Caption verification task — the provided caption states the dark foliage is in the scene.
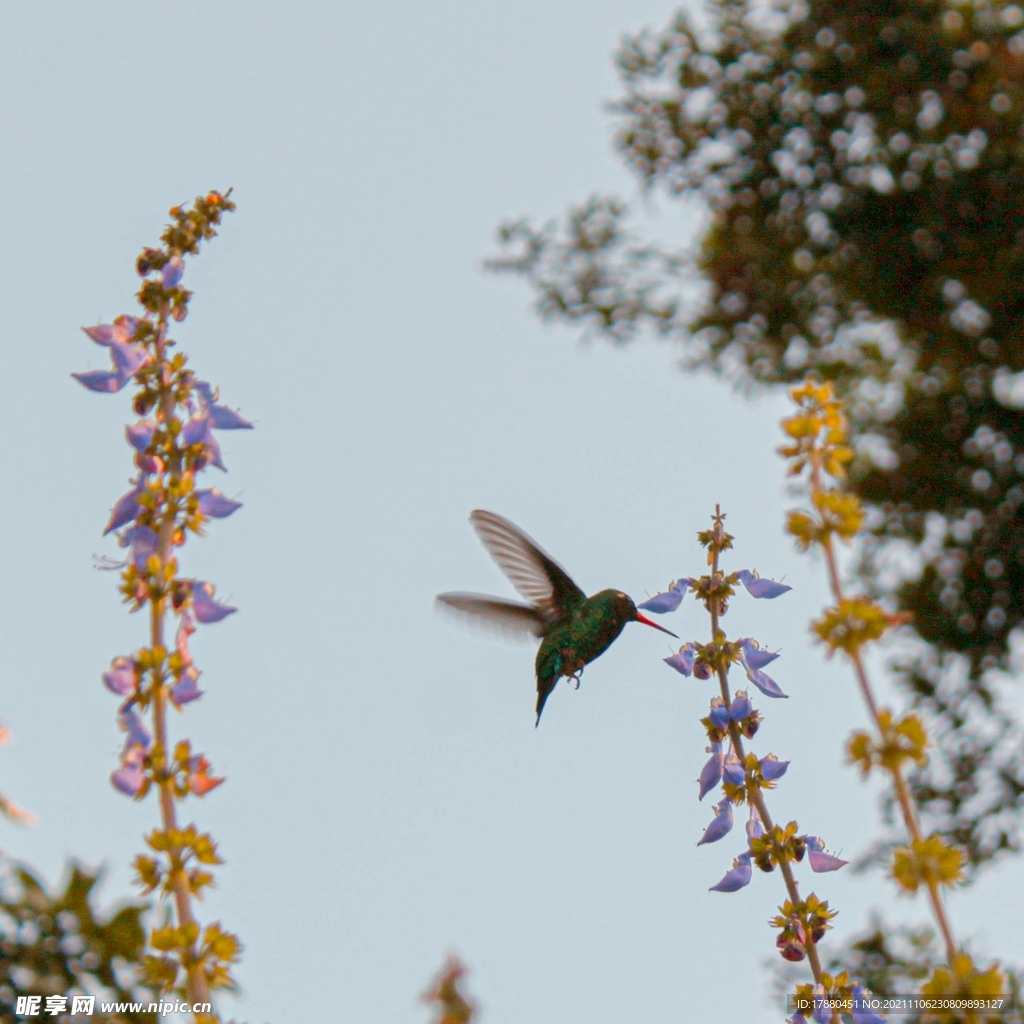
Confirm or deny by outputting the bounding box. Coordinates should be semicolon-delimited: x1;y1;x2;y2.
0;858;155;1023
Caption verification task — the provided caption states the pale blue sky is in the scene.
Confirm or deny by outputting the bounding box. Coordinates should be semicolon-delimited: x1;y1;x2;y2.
1;2;1021;1021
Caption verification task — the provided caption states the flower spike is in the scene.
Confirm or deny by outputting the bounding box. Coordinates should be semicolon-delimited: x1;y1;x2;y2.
82;191;244;1001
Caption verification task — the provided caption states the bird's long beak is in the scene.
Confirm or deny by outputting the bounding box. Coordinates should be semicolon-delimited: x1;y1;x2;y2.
636;612;678;638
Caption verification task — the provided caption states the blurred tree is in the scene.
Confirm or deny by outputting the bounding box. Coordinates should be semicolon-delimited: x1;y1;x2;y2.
773;916;1022;1021
0;858;155;1023
489;0;1024;875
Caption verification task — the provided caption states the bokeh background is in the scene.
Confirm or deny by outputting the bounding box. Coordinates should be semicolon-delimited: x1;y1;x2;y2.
1;1;1021;1020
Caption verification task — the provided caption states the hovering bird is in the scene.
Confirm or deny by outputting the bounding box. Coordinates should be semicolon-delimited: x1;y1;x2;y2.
436;510;677;725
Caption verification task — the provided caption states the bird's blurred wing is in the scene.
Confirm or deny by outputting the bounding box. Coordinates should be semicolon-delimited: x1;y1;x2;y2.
469;510;586;620
435;592;546;640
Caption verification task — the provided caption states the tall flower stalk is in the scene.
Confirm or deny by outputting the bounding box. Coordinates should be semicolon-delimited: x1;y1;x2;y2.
74;192;248;1021
783;380;1006;1008
641;510;879;1023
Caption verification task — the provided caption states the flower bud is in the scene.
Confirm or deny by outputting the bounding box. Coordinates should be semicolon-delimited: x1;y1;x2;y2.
133;392;157;416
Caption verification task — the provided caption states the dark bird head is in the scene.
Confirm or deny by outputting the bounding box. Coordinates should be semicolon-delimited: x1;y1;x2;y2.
604;590;678;638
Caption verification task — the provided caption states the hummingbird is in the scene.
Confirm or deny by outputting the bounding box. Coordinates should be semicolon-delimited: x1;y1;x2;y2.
436;510;678;725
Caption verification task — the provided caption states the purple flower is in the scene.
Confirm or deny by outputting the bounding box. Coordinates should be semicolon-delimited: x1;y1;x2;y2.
746;808;764;841
639;579;688;614
850;985;887;1024
171;666;202;706
197;488;243;518
811;984;831;1024
738;642;788;699
745;667;783;699
735;569;792;599
75;318;150;394
198;430;226;471
102;656;136;696
697;797;734;845
707;697;731;732
120;525;159;568
182;415;210;446
109;340;150;376
664;642;697;676
119;707;152;751
195;380;254;429
708;808;765;892
126;420;156;453
729;690;751;720
73;368;130;393
209;405;251;429
192;581;237;623
805;836;848;872
698;743;723;800
638;588;682;613
760;754;790;782
737;638;779;670
83;324;117;345
709;852;752;892
82;317;139;347
181;414;227;471
162;255;185;289
111;746;146;797
722;754;745;787
104;478;145;535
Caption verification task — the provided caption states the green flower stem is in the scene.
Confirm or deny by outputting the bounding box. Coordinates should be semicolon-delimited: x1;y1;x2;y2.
152;313;210;1009
810;459;959;967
